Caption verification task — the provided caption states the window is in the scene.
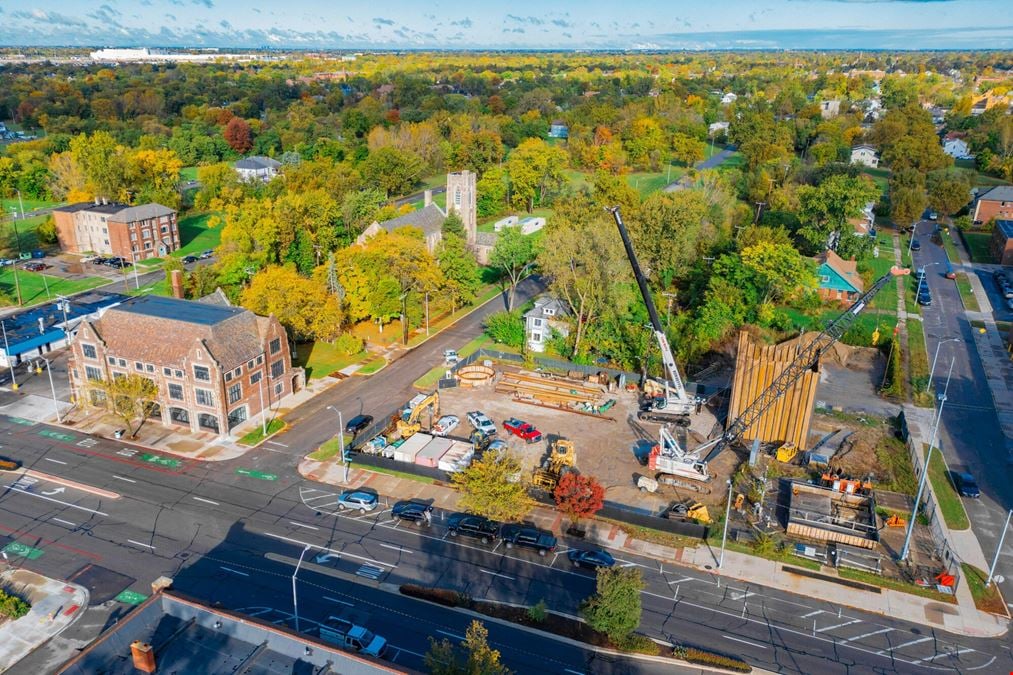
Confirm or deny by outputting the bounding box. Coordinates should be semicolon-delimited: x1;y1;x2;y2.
90;390;107;406
225;372;232;382
250;371;262;384
532;318;542;327
228;383;242;405
118;358;126;367
163;367;172;376
197;413;219;433
820;275;830;283
108;356;117;365
195;388;214;407
454;187;462;205
82;343;97;359
247;359;255;369
85;365;103;381
269;338;281;355
113;371;125;380
175;369;183;378
257;355;264;365
233;367;242;378
135;362;144;371
270;359;284;379
146;364;154;373
532;332;542;342
131;232;137;241
168;383;183;400
275;382;283;396
544;309;555;316
193;365;210;381
227;405;247;430
144;242;152;250
142;229;151;239
161;226;168;234
169;407;189;425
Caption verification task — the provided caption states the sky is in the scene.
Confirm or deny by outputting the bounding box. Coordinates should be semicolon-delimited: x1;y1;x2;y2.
0;0;1011;50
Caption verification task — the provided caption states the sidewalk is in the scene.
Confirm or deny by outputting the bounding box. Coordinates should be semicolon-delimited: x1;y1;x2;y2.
0;568;88;672
298;455;1008;638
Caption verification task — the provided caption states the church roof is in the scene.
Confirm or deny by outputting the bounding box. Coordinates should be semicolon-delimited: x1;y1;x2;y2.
373;203;446;238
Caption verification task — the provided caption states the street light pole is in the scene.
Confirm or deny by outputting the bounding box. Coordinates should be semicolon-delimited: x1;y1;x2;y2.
327;406;348;482
987;509;1012;588
425;292;430;336
926;337;960;394
900;357;954;562
257;374;267;435
129;248;140;290
1;320;16;391
292;544;312;633
39;356;61;422
16;189;25;219
9;211;22;306
718;478;733;570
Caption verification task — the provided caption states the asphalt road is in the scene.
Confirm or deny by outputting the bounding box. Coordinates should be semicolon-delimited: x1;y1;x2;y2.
0;414;1006;674
911;221;1013;606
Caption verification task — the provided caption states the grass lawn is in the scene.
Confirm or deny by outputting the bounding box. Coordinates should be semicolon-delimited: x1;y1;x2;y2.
0;269;107;306
238;418;286;446
837;567;956;603
626;170;679;196
357;355;387;375
960;563;1008;615
962;232;995;264
940;229;961;262
709;538;822;572
2;198;60;213
954;273;980;312
781;307;896;348
406;283;502;348
308;434;352;461
413;335;499;389
293;341;367;380
925;443;970;531
172;212;222;257
714;151;745;173
359;464;437;484
859;254;897;311
179;166;199;181
907;320;932;407
127;277;171;297
3;214;49;252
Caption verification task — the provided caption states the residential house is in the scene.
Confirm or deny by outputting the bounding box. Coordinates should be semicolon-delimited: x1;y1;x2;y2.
68;295;302;438
524;295;570;353
942;132;974;160
721;92;738;105
990;220;1013;266
850;145;879;168
820;100;841;119
814;250;864;305
972;185;1013;225
52;200;179;260
848;201;877;237
548;121;569;139
234;155;281;182
708;121;730;137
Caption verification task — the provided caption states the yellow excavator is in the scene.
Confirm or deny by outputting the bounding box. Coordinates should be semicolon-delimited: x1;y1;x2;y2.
531;438;577;490
395;391;440;439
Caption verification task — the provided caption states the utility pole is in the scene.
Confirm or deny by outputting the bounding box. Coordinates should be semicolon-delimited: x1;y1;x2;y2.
753;202;765;224
1;320;16;390
292;544;312;633
987;509;1012;588
425;292;430;336
718;479;733;570
9;211;22;305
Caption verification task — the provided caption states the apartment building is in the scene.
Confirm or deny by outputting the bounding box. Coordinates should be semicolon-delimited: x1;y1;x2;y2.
52;199;179;260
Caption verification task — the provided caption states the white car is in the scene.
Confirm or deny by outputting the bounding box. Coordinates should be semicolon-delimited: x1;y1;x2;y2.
466;411;496;436
432;415;459;437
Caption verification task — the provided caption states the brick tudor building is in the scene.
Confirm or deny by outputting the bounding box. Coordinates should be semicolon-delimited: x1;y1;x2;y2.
68;294;302;438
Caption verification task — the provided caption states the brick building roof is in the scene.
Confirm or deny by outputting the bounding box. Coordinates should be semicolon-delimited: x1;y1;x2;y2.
89;296;266;371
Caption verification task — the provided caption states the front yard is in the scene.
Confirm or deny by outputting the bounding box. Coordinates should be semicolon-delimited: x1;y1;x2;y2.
962;232;995;264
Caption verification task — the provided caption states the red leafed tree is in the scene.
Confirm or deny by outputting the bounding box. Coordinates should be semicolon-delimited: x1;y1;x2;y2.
223;117;252;154
553;472;605;525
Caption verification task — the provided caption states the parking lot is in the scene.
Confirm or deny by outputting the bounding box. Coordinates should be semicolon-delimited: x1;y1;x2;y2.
974;266;1013;320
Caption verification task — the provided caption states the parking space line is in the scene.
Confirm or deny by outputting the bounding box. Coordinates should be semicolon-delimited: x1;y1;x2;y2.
875;636;931;654
913;647;974;664
44;458;67;465
51;517;76;527
667;576;697;585
436;629;465;641
817;619;862;632
127;539;155;550
800;610;824;618
112;475;136;483
841;628;893;643
723;635;768;650
193;497;219;505
480;569;515;580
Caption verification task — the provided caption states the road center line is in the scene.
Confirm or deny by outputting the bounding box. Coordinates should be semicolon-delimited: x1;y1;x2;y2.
51;517;76;526
44;458;67;465
127;539;155;550
112;475;136;483
723;635;768;650
289;521;319;530
5;486;109;516
193;497;219;505
262;531;397;568
323;596;354;606
479;569;515;580
436;629;466;641
379;543;412;554
221;566;250;577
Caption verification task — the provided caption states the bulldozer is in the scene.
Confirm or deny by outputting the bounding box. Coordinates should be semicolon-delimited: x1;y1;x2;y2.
394;391;439;439
531;438;576;491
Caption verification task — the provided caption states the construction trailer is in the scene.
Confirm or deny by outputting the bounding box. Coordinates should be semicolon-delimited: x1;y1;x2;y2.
786;481;879;550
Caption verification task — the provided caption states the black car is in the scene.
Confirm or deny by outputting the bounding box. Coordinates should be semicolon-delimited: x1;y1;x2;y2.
568;548;616;570
345;414;373;435
182;255;199;264
499;524;557;556
917;292;932;306
391;500;433;525
953;472;980;498
910;239;921;251
446;513;500;543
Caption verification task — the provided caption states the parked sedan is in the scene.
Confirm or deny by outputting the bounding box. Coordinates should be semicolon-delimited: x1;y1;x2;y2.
910;239;921;251
391;500;433;525
336;490;378;512
23;262;49;272
917;292;932;306
199;249;215;259
502;417;543;443
432;415;459;437
952;472;980;498
181;255;199;264
446;513;500;543
568;549;616;570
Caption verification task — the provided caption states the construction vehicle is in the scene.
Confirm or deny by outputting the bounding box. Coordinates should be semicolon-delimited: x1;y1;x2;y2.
885;514;907;528
394;391;439;439
608;206;699;425
820;471;873;496
774;442;799;463
531;438;576;490
642;264;910;483
665;500;711;524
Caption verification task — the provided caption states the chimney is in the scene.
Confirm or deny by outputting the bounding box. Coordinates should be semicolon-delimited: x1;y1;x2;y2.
94;197;100;206
101;197;107;205
130;641;156;673
170;270;184;299
424;190;433;207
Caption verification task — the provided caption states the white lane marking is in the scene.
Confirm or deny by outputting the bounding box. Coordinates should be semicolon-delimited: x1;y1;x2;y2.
563;670;585;675
379;543;412;554
436;629;466;641
817;619;862;632
723;635;768;650
262;532;396;568
301;493;339;502
262;447;287;454
221;566;250;577
245;607;273;616
729;590;757;601
44;458;67;465
841;628;894;643
800;610;824;618
127;540;155;550
479;569;515;580
323;596;354;606
267;440;289;447
874;636;932;655
112;475;136;483
289;521;319;530
667;576;697;585
913;648;975;664
193;497;219;505
51;517;76;526
6;486;108;516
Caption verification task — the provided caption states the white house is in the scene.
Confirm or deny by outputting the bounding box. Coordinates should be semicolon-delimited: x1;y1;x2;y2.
850;145;879;168
708;121;730;136
820;100;841;119
721;92;737;105
524;296;570;353
234;156;281;182
943;133;974;160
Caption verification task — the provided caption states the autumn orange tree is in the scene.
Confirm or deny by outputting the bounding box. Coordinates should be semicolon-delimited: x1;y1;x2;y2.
224;117;252;154
553;472;605;527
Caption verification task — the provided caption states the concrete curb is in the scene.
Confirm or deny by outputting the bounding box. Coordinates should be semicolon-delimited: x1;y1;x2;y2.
22;469;121;499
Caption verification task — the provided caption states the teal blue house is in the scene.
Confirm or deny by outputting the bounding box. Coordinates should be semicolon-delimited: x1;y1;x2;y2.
814;250;863;304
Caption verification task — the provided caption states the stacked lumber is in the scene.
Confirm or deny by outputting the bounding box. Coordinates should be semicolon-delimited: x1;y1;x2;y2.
495;370;605;407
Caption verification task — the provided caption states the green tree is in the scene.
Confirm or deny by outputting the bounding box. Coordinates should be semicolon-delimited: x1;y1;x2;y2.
477;166;508;217
341;187;387;239
36;216;58;245
483;311;525;349
926;169;972;219
506;138;568;212
796;174;878;255
437;231;481;312
425;620;511;675
360;146;424;197
442;212;466;239
451;451;531;522
489;226;535;310
590;171;640;212
671;132;706;166
739;241;817;304
890;185;927;230
186;264;221;299
93;373;159;437
581;566;645;642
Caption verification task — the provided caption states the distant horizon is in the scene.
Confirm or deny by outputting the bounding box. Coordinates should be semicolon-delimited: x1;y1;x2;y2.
1;1;1011;51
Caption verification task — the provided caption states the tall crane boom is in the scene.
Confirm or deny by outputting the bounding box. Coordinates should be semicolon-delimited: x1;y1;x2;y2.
702;267;908;465
607;206;695;421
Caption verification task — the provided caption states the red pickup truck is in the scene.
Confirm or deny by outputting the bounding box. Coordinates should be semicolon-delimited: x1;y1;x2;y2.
502;418;543;443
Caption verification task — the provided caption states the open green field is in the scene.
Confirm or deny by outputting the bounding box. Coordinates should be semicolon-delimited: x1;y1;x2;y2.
963;232;995;264
172;212;222;257
2;214;49;253
782;307;896;348
179;166;199;181
861;168;890;197
0;268;107;306
1;198;60;214
293;341;367;380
